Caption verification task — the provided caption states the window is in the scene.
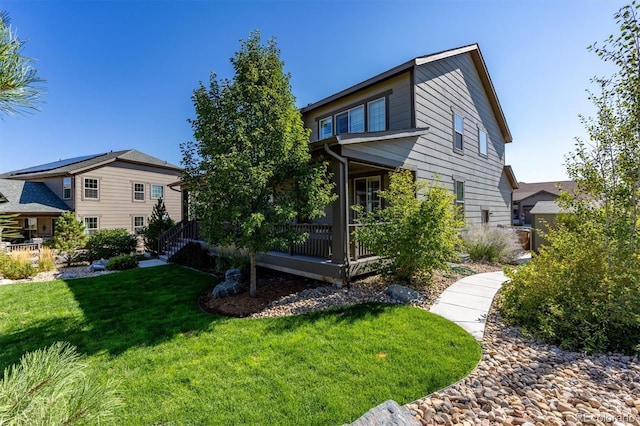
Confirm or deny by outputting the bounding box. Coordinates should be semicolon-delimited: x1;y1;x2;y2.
479;129;488;156
354;176;381;213
319;117;333;139
368;98;385;132
133;183;145;201
84;217;98;235
455;180;465;220
454;113;464;151
151;184;164;199
133;216;145;234
336;105;364;134
63;177;72;200
24;218;37;230
84;178;99;199
481;209;490;224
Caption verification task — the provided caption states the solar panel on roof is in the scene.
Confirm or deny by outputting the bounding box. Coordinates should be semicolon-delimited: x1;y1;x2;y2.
10;153;106;176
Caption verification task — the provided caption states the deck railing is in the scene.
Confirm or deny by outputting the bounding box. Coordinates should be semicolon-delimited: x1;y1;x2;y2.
270;224;332;259
158;220;199;259
1;242;42;254
348;224;375;260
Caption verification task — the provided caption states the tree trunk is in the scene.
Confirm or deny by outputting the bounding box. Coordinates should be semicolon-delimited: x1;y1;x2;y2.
249;250;257;297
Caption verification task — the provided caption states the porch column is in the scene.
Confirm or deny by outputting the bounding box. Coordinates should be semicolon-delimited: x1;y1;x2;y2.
330;157;347;263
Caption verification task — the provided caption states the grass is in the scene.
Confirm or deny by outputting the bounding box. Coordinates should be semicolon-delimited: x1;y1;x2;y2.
0;265;481;425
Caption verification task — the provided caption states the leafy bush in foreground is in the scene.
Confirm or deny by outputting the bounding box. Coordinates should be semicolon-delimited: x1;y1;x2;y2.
0;252;37;280
461;225;521;263
500;223;640;354
0;342;122;425
106;254;139;271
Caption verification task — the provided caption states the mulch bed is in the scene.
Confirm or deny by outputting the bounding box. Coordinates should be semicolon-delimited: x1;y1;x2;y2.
198;269;329;317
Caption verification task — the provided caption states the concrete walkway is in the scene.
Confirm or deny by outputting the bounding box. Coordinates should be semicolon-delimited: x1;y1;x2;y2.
429;271;509;341
138;259;168;268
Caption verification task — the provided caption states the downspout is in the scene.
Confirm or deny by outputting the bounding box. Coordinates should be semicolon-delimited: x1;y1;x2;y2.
323;143;351;285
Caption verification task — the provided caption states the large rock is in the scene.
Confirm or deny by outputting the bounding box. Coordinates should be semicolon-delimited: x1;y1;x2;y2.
386;284;425;304
347;400;420;426
212;268;243;298
88;259;108;272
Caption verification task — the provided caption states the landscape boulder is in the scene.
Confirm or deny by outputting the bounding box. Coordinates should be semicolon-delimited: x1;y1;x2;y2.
88;259;108;272
346;400;420;426
385;284;425;304
212;268;243;298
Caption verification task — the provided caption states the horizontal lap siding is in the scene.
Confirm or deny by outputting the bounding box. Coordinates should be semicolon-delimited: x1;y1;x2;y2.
413;53;510;226
74;161;182;232
303;72;413;142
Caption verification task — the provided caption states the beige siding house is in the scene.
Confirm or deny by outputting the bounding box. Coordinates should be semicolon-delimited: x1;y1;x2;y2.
236;43;517;284
0;150;182;238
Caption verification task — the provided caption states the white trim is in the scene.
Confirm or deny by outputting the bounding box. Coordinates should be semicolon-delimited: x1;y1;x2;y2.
83;177;99;200
133;182;146;202
150;184;164;200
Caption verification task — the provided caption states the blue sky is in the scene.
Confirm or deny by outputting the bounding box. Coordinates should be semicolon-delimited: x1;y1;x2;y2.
0;0;627;182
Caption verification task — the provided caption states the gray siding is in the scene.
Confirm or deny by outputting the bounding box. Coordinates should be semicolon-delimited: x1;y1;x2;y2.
304;72;413;142
412;53;510;226
74;161;182;232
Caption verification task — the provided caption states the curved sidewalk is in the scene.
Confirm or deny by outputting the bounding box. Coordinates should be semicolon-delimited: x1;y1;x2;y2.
429;271;509;341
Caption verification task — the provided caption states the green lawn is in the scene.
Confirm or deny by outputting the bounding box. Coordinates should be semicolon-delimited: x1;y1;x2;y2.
0;265;480;425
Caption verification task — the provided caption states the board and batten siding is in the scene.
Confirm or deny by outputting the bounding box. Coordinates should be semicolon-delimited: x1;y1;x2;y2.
74;161;182;232
412;52;510;226
304;72;413;142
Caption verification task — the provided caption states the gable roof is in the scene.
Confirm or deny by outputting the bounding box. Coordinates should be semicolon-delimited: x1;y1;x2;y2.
300;44;512;143
513;180;576;203
1;149;182;179
0;179;69;214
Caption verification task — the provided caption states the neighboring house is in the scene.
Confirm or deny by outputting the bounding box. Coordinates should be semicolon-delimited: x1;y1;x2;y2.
0;179;70;241
0;150;182;239
512;180;576;226
217;43;517;284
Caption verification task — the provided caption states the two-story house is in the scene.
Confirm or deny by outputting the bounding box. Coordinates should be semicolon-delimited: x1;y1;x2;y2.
252;43;518;284
0;149;183;240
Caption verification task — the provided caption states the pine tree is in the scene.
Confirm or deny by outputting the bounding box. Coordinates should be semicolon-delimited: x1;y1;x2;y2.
0;212;23;242
52;212;87;266
143;198;175;255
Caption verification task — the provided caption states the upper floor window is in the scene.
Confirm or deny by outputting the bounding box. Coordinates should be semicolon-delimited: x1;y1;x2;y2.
454;113;464;151
479;129;488;156
319;117;333;140
84;178;99;199
63;177;72;200
133;183;145;201
367;98;385;132
336;105;364;134
151;184;164;199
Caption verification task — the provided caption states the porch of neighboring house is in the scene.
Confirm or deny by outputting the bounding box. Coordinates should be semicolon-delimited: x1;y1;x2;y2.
3;215;58;244
161;147;395;284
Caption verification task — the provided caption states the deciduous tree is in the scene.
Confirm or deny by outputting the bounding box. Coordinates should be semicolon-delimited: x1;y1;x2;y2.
181;31;334;296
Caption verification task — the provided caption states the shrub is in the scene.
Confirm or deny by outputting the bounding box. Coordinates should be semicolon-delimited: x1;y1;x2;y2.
0;251;37;280
461;225;521;263
499;223;640;354
354;169;462;282
86;229;137;261
0;342;122;425
106;254;139;271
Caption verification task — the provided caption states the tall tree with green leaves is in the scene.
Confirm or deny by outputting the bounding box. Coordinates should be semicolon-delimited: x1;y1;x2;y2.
0;212;23;241
52;212;87;266
181;31;334;296
0;11;44;117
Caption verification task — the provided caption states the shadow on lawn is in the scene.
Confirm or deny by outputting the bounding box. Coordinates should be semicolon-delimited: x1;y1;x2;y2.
0;265;223;367
262;302;392;334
